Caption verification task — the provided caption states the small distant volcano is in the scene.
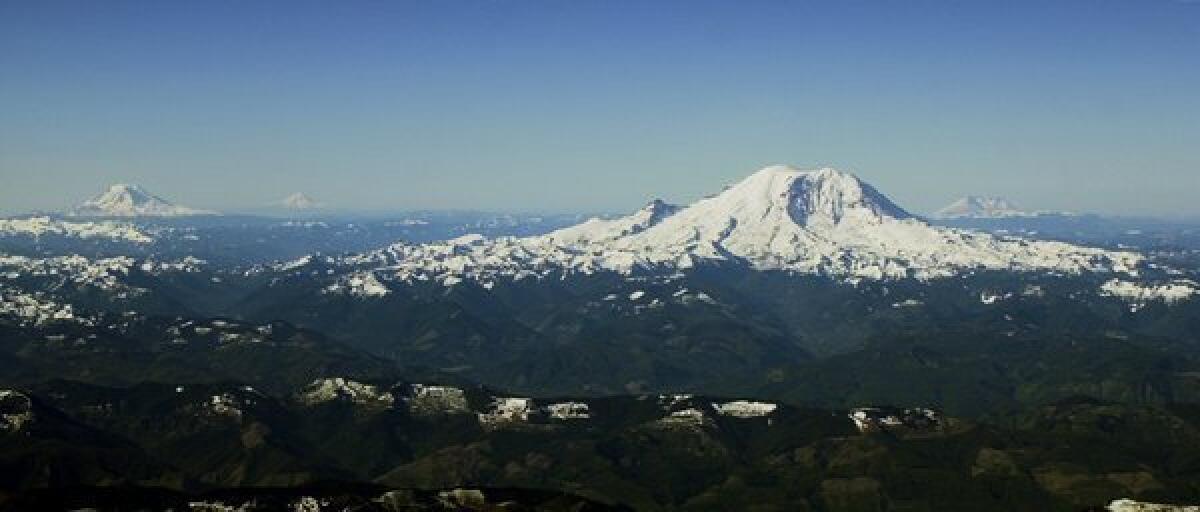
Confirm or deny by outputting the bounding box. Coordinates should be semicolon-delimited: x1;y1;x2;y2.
935;196;1027;219
278;193;323;210
934;196;1073;219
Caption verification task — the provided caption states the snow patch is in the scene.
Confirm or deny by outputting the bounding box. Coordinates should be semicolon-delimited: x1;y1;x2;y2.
712;400;777;418
850;407;940;433
477;397;534;427
298;378;394;407
405;384;469;416
656;407;710;428
0;216;153;243
277;255;314;272
979;290;1013;305
658;394;694;410
892;299;923;308
1108;499;1200;512
1100;279;1197;310
0;390;34;433
140;256;206;274
206;394;243;420
545;401;591;420
0;254;144;296
0;287;90;326
324;271;390;298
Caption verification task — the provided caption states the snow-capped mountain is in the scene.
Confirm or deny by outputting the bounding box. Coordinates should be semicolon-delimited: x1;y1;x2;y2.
71;184;216;217
339;165;1141;283
277;192;322;210
935;196;1031;219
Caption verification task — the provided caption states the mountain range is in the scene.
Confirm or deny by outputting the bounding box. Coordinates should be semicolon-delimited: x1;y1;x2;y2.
2;164;1199;511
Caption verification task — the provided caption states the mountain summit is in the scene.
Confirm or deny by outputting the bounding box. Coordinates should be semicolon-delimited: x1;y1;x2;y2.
641;166;911;234
551;167;908;249
735;166;912;224
360;165;1140;282
72;184;216;217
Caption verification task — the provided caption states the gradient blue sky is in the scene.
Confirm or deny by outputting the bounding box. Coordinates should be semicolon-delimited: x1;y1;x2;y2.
2;0;1198;216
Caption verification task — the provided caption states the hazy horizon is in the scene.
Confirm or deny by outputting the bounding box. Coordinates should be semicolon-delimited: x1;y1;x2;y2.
3;1;1198;217
8;168;1200;222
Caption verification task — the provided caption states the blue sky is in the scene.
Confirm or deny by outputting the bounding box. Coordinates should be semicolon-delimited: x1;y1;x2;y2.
1;0;1198;216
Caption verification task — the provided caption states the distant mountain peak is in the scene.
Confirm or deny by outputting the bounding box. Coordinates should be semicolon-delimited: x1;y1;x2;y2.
71;184;216;217
935;196;1025;219
934;195;1076;219
278;192;322;210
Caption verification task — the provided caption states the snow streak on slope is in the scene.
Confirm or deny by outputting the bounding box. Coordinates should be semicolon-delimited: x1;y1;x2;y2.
339;166;1141;283
72;184;216;217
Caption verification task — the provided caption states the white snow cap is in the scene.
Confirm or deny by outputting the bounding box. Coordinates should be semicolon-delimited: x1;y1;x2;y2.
72;184;216;217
